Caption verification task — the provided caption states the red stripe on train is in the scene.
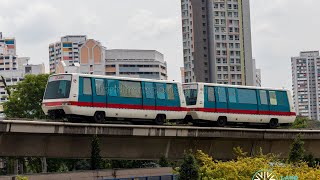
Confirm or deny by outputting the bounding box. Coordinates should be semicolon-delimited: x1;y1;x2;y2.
43;101;187;112
195;108;296;116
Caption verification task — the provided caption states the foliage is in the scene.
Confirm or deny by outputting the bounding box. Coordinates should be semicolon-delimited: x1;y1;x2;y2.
159;155;169;167
233;146;248;158
303;154;319;168
193;148;320;180
3;74;49;119
288;134;305;163
91;135;102;170
25;158;42;173
291;116;308;129
179;151;200;180
16;176;28;180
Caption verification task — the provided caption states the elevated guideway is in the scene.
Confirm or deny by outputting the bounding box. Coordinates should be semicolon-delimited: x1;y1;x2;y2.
0;120;319;160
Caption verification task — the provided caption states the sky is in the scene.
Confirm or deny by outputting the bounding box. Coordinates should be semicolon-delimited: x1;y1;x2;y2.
0;0;320;90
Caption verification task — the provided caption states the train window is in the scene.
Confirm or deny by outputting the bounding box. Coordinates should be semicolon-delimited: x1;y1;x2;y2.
208;87;215;102
228;88;237;103
95;79;105;96
277;91;288;106
108;80;118;97
83;78;92;95
259;90;268;105
217;87;227;103
156;84;166;100
119;81;142;98
238;89;257;104
269;91;277;105
166;84;175;100
145;82;155;99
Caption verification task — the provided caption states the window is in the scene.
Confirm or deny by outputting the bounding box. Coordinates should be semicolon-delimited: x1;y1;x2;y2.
166;84;175;100
269;91;277;105
83;78;92;95
145;82;154;99
277;91;288;106
208;86;215;102
95;79;105;96
108;80;118;97
156;84;165;99
217;87;226;102
228;88;237;103
238;89;257;104
259;90;268;105
44;75;72;99
119;81;142;98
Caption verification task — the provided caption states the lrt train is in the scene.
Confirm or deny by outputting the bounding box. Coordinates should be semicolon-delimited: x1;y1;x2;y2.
42;73;296;128
42;73;188;125
183;83;296;128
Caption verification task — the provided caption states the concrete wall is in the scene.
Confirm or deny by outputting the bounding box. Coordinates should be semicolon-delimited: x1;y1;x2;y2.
1;120;320;160
0;167;172;180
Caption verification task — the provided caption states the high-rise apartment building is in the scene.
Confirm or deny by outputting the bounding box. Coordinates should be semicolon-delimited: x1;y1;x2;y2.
0;33;45;103
181;0;255;85
49;35;87;73
253;59;261;87
51;36;168;80
291;51;320;120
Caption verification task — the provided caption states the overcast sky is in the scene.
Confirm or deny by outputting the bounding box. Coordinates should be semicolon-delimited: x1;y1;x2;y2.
0;0;319;90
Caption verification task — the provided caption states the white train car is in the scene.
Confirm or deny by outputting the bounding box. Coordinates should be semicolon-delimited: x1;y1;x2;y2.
42;73;188;124
183;83;296;128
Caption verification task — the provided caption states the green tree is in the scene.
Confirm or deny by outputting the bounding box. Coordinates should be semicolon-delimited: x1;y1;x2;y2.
3;74;49;119
288;134;305;163
291;116;308;129
90;135;102;170
158;155;169;167
179;151;199;180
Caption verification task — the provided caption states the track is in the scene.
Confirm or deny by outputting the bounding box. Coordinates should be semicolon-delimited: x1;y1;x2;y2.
1;117;297;130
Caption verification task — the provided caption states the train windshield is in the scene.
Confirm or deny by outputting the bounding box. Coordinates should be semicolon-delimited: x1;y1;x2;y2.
183;84;198;105
44;75;72;99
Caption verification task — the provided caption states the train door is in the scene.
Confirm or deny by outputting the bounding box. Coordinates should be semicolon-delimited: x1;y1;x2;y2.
79;77;93;107
227;87;238;113
106;79;119;107
155;83;166;110
166;84;181;110
269;90;290;113
215;86;227;112
257;90;270;114
143;82;156;110
92;78;107;108
204;86;216;111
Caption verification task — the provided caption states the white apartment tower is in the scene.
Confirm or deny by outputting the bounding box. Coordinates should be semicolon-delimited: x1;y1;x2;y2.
291;51;320;120
181;0;255;85
0;32;44;103
49;35;87;73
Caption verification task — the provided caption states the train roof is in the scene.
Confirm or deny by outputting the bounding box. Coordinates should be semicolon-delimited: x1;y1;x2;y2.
183;82;290;92
50;73;180;84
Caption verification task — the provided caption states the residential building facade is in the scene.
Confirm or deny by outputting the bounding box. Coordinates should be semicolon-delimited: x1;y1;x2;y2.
181;0;255;85
255;68;261;87
0;33;45;103
291;51;320;120
105;49;167;80
49;35;87;73
253;59;261;87
50;36;168;80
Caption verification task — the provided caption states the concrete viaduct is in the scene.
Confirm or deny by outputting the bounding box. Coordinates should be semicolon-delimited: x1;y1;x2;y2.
0;120;319;160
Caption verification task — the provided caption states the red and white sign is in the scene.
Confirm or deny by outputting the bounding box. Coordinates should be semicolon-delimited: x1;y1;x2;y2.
49;75;72;82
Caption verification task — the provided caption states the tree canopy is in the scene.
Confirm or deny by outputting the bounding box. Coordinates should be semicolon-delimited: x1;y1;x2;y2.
3;74;49;119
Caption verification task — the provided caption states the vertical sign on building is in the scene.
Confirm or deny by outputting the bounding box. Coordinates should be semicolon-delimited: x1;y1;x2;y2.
0;32;2;39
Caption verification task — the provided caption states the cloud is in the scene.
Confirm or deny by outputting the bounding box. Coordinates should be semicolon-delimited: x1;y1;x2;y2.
127;9;179;40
